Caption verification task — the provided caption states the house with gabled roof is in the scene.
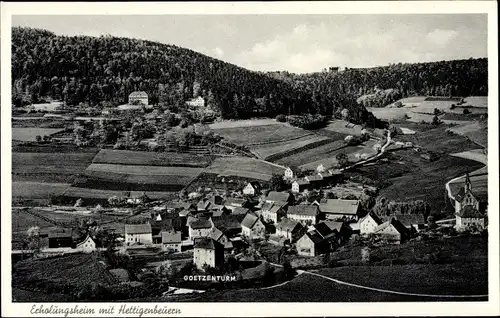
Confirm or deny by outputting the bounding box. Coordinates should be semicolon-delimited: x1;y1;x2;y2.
241;213;266;239
275;218;303;242
197;198;212;212
76;235;96;253
304;174;323;187
212;214;245;237
316;220;352;244
284;167;294;180
287;205;322;225
265;191;294;204
125;224;153;245
261;201;288;224
231;207;251;216
296;231;330;257
161;230;182;252
209;227;233;250
291;179;310;193
243;182;261;196
389;214;425;232
373;218;410;244
193;238;224;269
359;212;384;235
319;199;361;221
188;218;213;241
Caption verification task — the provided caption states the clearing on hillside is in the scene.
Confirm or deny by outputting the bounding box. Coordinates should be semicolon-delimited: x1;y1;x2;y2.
212;124;311;146
208;119;280;129
251;135;332;161
12;128;66;142
205;156;285;181
92;149;213;167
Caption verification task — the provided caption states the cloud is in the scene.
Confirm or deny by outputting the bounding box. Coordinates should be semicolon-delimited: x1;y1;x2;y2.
213;47;225;58
427;29;459;46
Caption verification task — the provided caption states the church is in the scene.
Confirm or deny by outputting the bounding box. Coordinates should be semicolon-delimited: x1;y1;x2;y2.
454;173;488;229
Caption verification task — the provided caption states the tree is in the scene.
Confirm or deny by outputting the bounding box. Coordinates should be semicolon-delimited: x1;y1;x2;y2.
276;114;286;122
35;135;42;142
432;115;441;126
463;108;471;114
270;173;287;191
336;152;349;168
281;260;296;280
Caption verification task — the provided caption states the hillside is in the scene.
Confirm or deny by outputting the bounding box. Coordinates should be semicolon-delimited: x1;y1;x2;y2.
11;27;376;126
267;58;488;108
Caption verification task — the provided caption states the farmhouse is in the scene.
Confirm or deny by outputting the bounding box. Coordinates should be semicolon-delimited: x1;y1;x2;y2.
243;182;261;196
265;191;294;204
358;212;384;235
390;214;426;232
284;167;294;180
128;91;149;106
188;218;213;240
261;201;288;224
212;214;244;237
317;220;352;244
225;197;250;210
296;231;330;257
287;205;321;225
197;199;212;212
209;227;233;250
47;228;73;249
193;238;224;270
241;213;266;239
318;199;361;220
373;218;410;244
231;207;251;216
275;218;304;242
291;179;310;193
186;96;205;108
161;230;182;252
125;224;153;245
304;174;323;187
76;235;96;253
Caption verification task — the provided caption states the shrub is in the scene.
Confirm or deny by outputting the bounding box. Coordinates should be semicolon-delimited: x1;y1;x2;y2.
275;114;286;122
463;108;471;114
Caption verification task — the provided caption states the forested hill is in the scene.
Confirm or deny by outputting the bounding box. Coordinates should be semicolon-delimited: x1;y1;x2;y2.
267;58;488;108
12;27;379;126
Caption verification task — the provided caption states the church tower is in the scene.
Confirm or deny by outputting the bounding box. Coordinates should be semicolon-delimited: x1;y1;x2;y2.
464;172;472;192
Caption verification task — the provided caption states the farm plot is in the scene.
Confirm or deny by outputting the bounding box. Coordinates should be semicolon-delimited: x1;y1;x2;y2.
322;120;365;136
11;208;56;233
205;156;285;181
274;140;345;167
209;119;280;129
12;128;66;142
213;124;311;146
449;149;487;164
92;149;213;167
448;122;487;147
12;181;70;199
12;152;98;183
462;96;488;108
252;135;331;161
366;107;409;121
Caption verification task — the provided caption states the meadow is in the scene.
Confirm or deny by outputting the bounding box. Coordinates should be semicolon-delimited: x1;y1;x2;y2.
12;128;66;141
92;149;213;167
213;124;311;146
205;156;285;181
252;135;331;161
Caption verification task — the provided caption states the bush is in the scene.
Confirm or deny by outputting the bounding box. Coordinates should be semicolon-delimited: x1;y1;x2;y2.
275;114;286;122
287;114;328;130
463;108;471;114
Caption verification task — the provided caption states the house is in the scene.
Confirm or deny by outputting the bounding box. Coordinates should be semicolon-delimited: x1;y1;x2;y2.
161;230;182;252
296;231;330;257
48;228;73;249
193;238;224;270
275;218;303;242
268;235;289;246
304;174;323;187
209;194;225;206
197;199;212;212
224;197;250;210
291;179;310;193
188;218;213;240
261;201;288;224
390;214;425;232
125;224;153;245
186;96;205;108
76;235;96;253
373;218;410;244
318;199;361;221
317;171;333;180
287;205;321;225
231;207;251;216
284;167;294;180
128;91;149;106
241;213;266;239
243;182;261;196
209;227;233;249
317;220;352;244
211;214;245;237
265;191;294;204
316;164;327;173
358;212;384;235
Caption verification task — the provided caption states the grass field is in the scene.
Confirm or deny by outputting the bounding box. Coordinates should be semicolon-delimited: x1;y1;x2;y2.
448;122;488;147
450;149;487;164
205;156;285;181
213;124;311;146
322;120;365;136
12;152;98;183
462;96;488;108
12;128;66;141
11;208;56;233
252;135;331;161
209;119;279;129
92;149;213;167
12;182;70;200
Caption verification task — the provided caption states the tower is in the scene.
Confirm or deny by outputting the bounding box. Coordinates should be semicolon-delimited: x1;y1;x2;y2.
464;172;472;192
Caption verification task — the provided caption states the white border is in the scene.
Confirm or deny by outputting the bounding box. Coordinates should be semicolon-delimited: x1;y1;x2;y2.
1;1;498;317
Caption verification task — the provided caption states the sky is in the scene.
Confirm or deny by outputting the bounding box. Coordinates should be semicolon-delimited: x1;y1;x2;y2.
12;14;487;73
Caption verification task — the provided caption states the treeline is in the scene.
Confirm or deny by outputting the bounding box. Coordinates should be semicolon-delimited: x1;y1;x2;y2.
267;58;488;108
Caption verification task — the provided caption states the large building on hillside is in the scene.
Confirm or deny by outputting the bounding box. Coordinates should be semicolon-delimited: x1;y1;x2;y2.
128;91;149;106
455;173;488;229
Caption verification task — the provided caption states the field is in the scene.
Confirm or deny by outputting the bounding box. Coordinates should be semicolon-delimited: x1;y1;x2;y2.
448;173;488;199
209;119;279;129
12;182;70;200
11;208;55;233
448;122;488;147
450;149;487;164
322;120;365;136
92;149;213;167
12;128;66;141
213;124;311;146
251;135;331;161
12;152;98;183
205;156;285;181
462;96;488;108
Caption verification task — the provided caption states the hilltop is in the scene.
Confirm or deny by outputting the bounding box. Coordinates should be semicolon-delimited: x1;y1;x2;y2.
11;27;378;126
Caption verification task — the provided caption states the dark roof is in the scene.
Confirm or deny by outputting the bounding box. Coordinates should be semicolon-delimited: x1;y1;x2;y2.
314;222;336;239
193;237;223;250
189;218;213;229
212;214;244;232
457;205;485;218
302;231;325;244
231;207;250;215
374;218;409;235
225;198;247;206
266;191;291;203
48;228;73;239
305;175;323;182
318;220;344;233
125;224;152;235
276;218;302;233
294;179;310;186
241;213;259;229
161;230;181;244
287;205;319;217
209;227;225;241
319;199;360;215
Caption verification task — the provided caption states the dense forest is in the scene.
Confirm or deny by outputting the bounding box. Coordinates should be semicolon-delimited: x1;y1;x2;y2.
267;58;488;108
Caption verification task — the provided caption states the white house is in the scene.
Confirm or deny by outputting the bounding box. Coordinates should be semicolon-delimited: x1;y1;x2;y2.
186;96;205;108
291;179;310;193
284;167;294;180
76;235;96;253
161;230;182;252
193;238;224;270
261;201;288;224
125;224;153;245
242;182;260;196
241;213;266;239
358;212;383;235
275;218;303;242
373;218;409;243
319;199;360;220
316;164;326;173
128;91;149;106
188;218;213;241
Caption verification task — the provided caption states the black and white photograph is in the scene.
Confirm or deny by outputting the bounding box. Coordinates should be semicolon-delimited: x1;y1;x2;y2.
1;1;498;317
